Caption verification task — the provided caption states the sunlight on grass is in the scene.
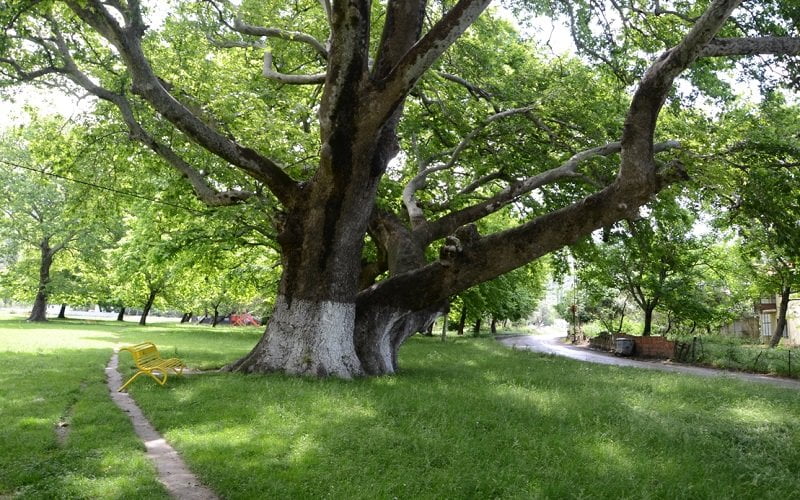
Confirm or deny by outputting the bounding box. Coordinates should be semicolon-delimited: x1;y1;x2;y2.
4;320;800;498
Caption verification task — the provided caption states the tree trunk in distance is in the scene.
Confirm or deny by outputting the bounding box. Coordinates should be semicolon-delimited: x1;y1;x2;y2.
457;306;467;336
28;239;54;322
642;305;655;336
212;306;219;327
116;307;125;322
490;317;497;335
57;304;67;319
138;290;157;326
473;318;482;336
770;287;792;348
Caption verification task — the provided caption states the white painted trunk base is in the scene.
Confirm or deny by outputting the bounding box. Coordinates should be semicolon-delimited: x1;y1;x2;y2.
233;296;363;378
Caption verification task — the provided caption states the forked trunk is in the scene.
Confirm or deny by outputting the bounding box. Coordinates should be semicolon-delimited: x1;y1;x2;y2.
354;301;445;375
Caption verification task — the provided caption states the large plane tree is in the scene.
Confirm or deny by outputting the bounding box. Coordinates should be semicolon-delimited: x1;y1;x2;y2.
1;0;799;376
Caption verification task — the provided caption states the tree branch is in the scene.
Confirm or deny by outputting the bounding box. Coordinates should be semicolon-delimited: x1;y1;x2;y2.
49;24;254;207
402;106;536;227
232;17;329;60
414;140;680;245
262;50;326;84
372;0;492;122
62;0;300;206
699;37;800;57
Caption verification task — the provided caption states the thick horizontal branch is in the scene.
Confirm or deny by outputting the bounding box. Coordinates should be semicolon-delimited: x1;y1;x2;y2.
359;180;653;312
699;36;800;57
414;140;680;245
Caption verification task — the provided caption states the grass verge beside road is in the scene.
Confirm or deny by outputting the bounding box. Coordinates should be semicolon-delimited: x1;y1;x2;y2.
3;318;800;498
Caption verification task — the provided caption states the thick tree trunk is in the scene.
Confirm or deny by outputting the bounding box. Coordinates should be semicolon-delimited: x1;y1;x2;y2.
138;290;157;326
116;307;125;322
769;287;791;348
226;295;364;377
28;239;54;322
57;303;67;319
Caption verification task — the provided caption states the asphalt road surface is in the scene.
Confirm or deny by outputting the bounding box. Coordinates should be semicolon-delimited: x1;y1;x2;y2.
498;327;800;391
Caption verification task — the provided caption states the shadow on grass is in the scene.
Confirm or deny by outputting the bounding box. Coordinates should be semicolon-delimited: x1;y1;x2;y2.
128;337;800;499
0;348;168;499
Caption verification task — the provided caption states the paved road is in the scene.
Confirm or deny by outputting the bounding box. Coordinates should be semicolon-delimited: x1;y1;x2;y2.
498;328;800;391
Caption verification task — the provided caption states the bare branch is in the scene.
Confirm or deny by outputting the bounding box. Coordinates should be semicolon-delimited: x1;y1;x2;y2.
619;0;743;188
402;106;536;226
232;17;329;60
263;50;326;84
49;25;253;207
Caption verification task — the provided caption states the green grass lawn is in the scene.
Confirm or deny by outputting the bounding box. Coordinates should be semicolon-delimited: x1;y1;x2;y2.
3;318;800;499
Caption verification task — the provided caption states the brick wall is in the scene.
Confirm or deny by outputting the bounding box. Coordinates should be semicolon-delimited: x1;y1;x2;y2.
589;333;675;359
631;335;675;358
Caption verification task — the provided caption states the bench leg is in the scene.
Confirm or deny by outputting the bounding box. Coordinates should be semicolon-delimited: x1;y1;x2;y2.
118;370;145;392
146;369;168;386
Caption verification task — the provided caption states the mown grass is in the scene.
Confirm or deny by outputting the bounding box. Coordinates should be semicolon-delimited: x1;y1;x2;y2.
4;318;800;499
0;319;168;498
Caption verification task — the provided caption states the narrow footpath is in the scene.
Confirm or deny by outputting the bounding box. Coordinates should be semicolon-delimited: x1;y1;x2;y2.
105;351;218;500
498;327;800;391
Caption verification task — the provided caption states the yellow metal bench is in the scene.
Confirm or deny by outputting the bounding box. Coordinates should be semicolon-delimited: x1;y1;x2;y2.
118;341;186;392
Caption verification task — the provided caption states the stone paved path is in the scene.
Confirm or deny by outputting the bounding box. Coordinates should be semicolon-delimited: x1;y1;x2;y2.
498;328;800;391
106;351;219;500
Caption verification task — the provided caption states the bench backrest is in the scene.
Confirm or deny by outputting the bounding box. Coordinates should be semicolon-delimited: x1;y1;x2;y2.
122;342;162;367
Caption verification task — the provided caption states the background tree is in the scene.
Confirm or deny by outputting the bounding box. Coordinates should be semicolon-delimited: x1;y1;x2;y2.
703;95;800;346
0;119;114;321
576;198;711;336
